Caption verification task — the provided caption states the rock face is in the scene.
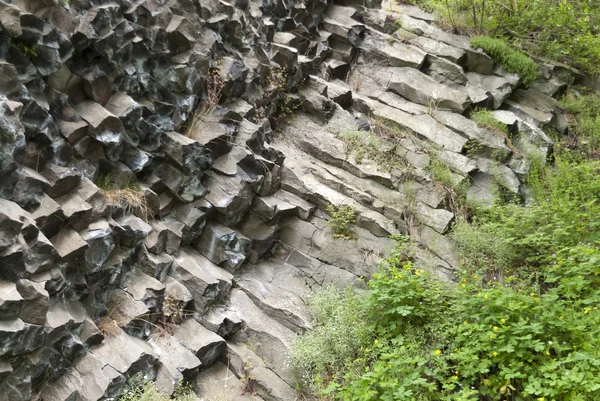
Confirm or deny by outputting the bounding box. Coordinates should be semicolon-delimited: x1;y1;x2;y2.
0;0;570;399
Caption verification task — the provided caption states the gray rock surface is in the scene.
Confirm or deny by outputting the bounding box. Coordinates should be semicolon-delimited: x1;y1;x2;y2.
0;0;571;398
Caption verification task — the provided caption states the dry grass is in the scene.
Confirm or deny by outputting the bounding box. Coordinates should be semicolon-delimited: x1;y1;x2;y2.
187;67;224;140
97;174;153;222
97;315;122;337
103;186;153;222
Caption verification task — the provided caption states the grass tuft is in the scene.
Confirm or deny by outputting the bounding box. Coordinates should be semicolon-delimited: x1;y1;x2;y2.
470;36;537;86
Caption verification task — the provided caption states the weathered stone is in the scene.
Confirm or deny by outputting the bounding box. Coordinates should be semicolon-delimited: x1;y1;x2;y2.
0;281;23;320
162;131;213;175
50;228;88;261
89;327;157;379
55;193;92;231
39;368;83;401
145;218;184;255
227;342;298;401
503;88;568;133
409;34;466;65
0;319;45;357
73;101;124;161
466;72;512;109
74;352;124;401
425;56;467;86
121;268;165;311
114;215;152;249
359;97;468;153
194;361;264;401
387;67;471;112
359;28;426;69
11;167;51;211
433;110;511;160
172;318;226;366
149;334;201;396
237;261;311;332
16;279;49;325
41;165;81;199
170;248;233;313
204;173;255;226
136;247;173;282
194;222;251;272
0;2;22;37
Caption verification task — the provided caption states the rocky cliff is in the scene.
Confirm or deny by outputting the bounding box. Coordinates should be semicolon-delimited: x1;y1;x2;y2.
0;0;580;400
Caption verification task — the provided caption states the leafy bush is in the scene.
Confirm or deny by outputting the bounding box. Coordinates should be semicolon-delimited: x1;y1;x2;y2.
326;204;357;240
118;381;195;401
294;143;600;400
559;91;600;157
290;286;372;390
470;108;508;136
470;36;537;86
404;0;600;75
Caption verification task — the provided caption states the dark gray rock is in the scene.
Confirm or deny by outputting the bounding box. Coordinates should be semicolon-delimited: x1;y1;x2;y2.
170;248;233;313
194;222;251;272
172;318;226;367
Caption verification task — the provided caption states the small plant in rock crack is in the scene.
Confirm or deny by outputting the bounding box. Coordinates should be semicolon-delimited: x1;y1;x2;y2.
326;204;357;240
240;358;258;396
96;173;153;222
471;108;521;155
187;65;226;140
16;42;38;58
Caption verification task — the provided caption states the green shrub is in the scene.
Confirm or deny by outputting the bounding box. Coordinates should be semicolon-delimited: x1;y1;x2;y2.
326;204;357;240
118;381;195;401
311;257;600;401
470;108;508;136
559;91;600;157
470;36;537;86
409;0;600;75
294;147;600;400
290;286;372;390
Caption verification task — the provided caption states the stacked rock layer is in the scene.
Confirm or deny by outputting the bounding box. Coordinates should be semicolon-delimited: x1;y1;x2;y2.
0;0;580;400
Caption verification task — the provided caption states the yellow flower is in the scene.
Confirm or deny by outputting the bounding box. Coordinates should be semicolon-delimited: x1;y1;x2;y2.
463;321;468;325
530;292;535;297
374;339;379;344
489;335;494;339
500;318;506;323
493;351;498;357
546;351;550;356
538;398;545;401
455;370;459;374
584;307;591;314
453;375;459;380
493;326;499;331
435;350;442;355
484;294;489;299
578;276;583;279
461;284;466;288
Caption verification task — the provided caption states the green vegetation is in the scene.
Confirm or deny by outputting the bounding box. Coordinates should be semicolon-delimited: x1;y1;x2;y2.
470;108;508;136
559;90;600;158
291;286;371;391
397;0;600;76
96;174;153;222
326;204;357;240
118;380;195;401
426;156;472;219
335;129;408;173
470;37;538;86
16;42;38;58
293;91;600;400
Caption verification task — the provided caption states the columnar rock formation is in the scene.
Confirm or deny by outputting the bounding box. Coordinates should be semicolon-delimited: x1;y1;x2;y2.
0;0;579;400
